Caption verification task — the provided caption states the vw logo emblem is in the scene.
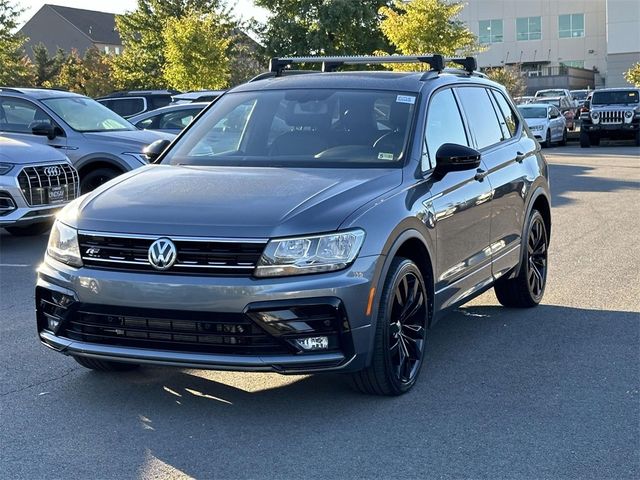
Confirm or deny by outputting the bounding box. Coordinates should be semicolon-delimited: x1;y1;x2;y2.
148;238;177;270
44;166;61;177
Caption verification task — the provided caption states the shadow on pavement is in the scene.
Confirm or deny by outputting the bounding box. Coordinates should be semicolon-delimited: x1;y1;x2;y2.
18;303;638;479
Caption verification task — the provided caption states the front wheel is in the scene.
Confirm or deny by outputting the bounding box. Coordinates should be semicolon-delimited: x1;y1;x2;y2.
541;129;551;148
80;167;121;194
494;210;548;308
559;128;567;146
580;130;591;148
352;258;428;396
4;221;52;236
635;130;640;146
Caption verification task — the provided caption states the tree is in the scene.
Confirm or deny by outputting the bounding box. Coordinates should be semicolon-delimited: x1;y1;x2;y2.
54;48;116;97
32;43;66;87
111;0;224;89
255;0;392;57
162;11;232;90
624;62;640;87
379;0;482;70
484;66;526;98
0;0;36;86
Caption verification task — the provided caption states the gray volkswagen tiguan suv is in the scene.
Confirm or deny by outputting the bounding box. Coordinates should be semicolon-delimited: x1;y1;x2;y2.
37;55;551;395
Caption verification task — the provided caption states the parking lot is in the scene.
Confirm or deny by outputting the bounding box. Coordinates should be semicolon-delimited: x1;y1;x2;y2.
1;144;638;479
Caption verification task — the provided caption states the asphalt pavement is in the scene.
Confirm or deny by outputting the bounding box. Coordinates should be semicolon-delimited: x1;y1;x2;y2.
1;143;639;479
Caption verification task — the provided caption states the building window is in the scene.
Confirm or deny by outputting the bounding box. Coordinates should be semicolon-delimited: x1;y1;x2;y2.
559;14;584;38
561;60;585;68
115;47;120;55
516;16;541;41
104;45;110;54
479;19;503;44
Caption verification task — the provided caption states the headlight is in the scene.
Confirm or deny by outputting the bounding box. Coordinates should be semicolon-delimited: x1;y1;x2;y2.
624;110;633;118
255;230;365;277
0;163;14;175
47;220;82;267
122;153;148;165
530;125;544;131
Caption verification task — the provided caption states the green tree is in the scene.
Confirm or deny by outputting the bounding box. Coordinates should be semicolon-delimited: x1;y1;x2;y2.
624;62;640;87
53;48;115;97
32;43;66;87
0;0;36;86
162;11;232;90
485;66;526;98
379;0;482;70
112;0;224;89
255;0;392;56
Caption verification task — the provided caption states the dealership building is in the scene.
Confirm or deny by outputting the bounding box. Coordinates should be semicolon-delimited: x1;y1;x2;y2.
457;0;640;91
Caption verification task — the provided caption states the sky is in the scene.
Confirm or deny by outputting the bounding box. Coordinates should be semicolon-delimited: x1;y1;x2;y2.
17;0;270;26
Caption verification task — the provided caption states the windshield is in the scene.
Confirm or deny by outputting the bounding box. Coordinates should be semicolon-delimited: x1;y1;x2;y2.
161;89;417;168
42;97;134;132
571;90;589;100
518;107;547;119
591;90;639;105
536;90;565;98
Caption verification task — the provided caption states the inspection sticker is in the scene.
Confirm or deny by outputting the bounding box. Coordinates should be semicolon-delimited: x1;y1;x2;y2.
396;95;416;104
378;152;394;161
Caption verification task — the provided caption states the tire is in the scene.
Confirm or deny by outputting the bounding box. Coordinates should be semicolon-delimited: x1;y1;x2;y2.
635;130;640;147
4;221;52;236
73;356;140;372
541;129;551;148
80;167;121;194
579;130;591;148
351;258;429;396
559;128;567;146
494;210;548;308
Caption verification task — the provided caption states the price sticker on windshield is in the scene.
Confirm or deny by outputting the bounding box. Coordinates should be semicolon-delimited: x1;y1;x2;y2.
396;95;416;104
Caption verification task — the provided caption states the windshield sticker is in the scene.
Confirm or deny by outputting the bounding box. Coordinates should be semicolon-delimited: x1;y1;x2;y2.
396;95;416;105
378;152;394;161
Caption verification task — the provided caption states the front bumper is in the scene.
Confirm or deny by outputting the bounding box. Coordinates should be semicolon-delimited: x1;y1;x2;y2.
582;122;639;132
36;255;381;374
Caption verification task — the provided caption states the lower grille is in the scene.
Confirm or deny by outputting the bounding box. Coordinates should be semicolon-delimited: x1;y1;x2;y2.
18;164;79;207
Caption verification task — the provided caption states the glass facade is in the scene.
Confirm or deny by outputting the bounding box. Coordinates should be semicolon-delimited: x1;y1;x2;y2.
516;16;542;41
559;13;585;38
479;19;503;44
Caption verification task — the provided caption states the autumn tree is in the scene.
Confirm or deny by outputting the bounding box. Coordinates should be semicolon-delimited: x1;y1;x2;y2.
0;0;36;86
485;66;526;98
32;43;66;87
54;48;116;97
379;0;481;70
255;0;392;56
624;62;640;87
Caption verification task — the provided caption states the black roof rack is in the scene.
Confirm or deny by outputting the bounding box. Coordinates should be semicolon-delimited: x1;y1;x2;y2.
0;87;24;94
265;54;479;78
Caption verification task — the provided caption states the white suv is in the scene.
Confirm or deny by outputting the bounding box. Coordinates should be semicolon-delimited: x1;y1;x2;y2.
0;136;79;236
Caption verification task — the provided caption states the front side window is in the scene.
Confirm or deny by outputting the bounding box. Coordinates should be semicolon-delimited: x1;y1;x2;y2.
0;97;57;134
423;89;468;170
42;97;134;132
479;19;503;44
559;14;584;38
516;16;542;41
162;89;417;168
455;87;504;149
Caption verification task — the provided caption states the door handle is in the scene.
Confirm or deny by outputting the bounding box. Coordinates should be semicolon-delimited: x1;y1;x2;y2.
515;151;526;163
474;168;487;182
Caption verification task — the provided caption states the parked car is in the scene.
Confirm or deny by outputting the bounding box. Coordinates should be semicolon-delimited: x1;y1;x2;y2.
514;96;535;105
535;96;576;130
570;89;591;108
579;87;640;147
129;102;208;133
534;88;577;108
171;90;225;104
0;88;175;192
36;54;551;396
0;136;79;236
517;103;567;146
96;90;179;118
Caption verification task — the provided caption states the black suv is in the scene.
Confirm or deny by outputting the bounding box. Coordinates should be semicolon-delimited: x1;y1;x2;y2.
37;55;551;395
96;90;179;118
580;87;640;147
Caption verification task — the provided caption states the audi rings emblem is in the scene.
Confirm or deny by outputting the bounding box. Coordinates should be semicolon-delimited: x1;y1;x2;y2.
148;238;178;270
44;166;62;177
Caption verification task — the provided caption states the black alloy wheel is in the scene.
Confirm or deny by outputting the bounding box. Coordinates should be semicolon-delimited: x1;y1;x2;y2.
526;214;548;301
80;167;120;194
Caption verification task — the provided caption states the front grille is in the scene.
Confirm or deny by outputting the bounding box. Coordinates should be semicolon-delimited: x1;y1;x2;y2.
599;110;625;124
18;164;79;207
78;232;266;275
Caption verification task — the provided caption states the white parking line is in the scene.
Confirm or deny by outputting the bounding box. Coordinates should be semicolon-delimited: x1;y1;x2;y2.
0;264;32;268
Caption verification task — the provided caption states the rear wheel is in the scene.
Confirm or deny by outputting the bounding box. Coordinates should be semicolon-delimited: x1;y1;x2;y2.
80;167;121;194
580;130;591;148
352;258;428;396
73;356;140;372
4;221;52;236
494;210;548;308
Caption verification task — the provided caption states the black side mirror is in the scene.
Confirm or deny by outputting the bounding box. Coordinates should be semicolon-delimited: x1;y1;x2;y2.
435;143;481;174
584;100;590;109
31;122;56;140
143;139;171;163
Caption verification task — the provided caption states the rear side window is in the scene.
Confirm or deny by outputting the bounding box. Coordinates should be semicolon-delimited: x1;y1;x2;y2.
455;87;504;149
99;97;145;117
423;89;468;170
491;90;519;138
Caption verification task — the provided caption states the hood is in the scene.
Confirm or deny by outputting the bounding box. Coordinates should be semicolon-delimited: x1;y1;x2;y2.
82;130;175;152
73;165;402;238
524;118;548;128
0;136;67;164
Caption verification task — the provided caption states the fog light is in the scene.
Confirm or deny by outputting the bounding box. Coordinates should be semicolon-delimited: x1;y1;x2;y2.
295;336;329;351
47;317;61;331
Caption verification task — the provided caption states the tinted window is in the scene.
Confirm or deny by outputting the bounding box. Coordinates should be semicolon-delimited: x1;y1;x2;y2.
0;97;55;134
424;89;468;169
99;97;145;117
158;108;202;130
455;87;504;149
491;90;519;137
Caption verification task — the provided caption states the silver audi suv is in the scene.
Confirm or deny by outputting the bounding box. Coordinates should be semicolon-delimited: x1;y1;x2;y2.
36;55;551;395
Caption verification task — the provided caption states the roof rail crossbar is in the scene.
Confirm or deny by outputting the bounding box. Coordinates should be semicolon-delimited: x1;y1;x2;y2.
269;54;447;75
448;57;478;74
